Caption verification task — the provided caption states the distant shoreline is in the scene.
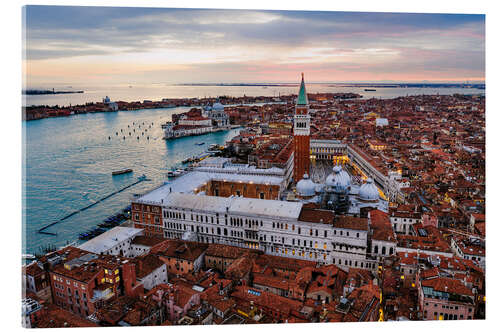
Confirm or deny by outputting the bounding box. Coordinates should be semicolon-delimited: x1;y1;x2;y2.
178;82;485;89
23;89;84;95
330;83;485;89
22;92;361;121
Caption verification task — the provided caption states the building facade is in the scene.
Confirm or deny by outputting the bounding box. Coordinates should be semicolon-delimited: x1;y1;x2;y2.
132;202;163;237
159;193;379;271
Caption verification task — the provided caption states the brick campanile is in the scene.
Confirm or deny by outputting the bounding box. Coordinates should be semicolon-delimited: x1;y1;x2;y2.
293;73;311;182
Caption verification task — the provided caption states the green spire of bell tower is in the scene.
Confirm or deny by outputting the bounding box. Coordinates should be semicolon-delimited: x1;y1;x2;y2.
296;72;308;106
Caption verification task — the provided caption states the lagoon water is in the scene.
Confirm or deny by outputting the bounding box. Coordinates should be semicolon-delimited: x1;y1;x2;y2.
23;107;240;254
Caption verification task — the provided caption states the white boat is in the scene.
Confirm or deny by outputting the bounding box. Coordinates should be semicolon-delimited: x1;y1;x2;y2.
167;169;184;177
22;254;36;260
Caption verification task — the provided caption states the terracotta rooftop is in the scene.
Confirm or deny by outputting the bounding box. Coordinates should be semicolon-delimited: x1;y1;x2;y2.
333;215;368;231
153;239;208;262
298;208;335;224
131;235;165;247
134;254;165;279
369;210;396;242
34;303;99;328
421;276;474;297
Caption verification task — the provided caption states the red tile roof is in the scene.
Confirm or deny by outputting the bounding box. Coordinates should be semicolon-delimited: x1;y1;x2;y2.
421;276;474;296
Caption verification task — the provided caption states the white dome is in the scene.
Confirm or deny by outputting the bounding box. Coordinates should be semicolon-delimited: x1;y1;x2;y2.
296;173;316;197
325;165;351;192
212;102;225;111
358;178;379;201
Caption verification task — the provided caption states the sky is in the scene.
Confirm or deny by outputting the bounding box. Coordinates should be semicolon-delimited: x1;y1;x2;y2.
23;6;485;87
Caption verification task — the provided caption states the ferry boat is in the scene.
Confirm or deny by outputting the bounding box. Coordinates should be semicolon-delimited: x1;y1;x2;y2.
112;168;133;176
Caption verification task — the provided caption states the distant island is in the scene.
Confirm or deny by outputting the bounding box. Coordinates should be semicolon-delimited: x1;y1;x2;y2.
23;89;84;95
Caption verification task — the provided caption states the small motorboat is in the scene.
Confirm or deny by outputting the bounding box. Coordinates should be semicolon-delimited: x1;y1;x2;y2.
112;169;133;176
195;142;205;146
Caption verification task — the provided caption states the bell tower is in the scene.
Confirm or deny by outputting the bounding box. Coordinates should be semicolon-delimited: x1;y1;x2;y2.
293;73;311;182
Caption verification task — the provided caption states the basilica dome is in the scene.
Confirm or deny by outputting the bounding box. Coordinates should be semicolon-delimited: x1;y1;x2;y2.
358;178;379;201
325;165;351;192
212;102;225;111
296;173;316;197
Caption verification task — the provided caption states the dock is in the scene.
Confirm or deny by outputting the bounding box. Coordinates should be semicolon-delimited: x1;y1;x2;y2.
37;176;148;236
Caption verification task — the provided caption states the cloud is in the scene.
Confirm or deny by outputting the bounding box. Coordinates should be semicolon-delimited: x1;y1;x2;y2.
23;6;485;84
